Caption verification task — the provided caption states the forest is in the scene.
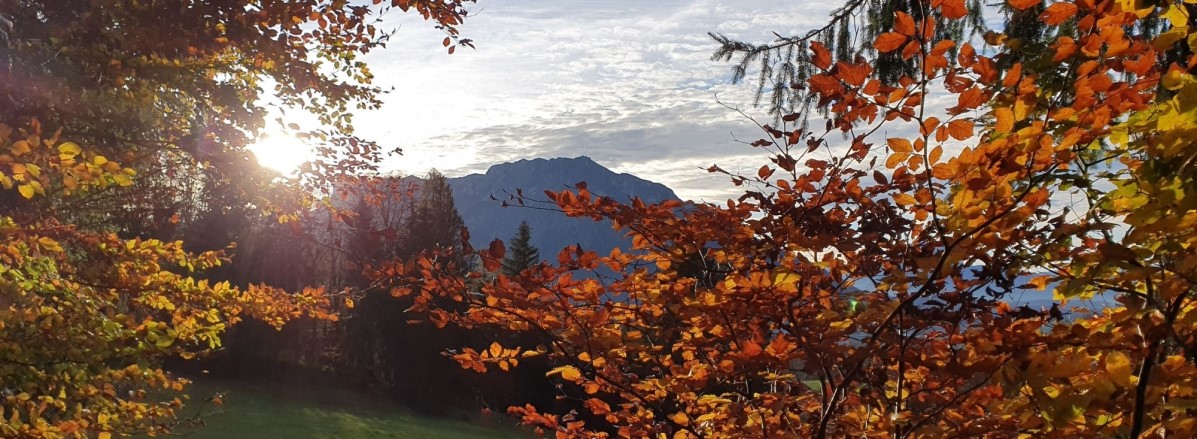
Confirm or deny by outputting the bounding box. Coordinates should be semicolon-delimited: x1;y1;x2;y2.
2;0;1196;438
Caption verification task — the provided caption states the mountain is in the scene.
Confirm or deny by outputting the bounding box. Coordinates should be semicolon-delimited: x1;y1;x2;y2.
448;156;678;258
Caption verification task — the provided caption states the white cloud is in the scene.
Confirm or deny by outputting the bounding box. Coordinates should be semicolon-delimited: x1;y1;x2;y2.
352;0;842;201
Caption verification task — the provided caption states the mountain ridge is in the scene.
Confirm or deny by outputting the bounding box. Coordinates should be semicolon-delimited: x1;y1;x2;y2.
447;156;678;257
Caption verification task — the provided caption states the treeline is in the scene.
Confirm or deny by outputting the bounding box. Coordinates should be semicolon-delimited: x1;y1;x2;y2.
154;170;554;416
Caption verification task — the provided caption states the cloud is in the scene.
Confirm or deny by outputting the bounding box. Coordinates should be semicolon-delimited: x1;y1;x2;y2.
353;0;842;201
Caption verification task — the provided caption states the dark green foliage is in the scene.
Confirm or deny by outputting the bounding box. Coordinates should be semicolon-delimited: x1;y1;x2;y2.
501;221;540;276
404;170;465;259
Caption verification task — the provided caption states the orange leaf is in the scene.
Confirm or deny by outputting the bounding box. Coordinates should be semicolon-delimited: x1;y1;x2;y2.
901;39;922;60
875;33;908;53
929;145;944;164
1003;63;1023;88
836;62;869;87
947;119;974;140
585;398;611;415
548;365;583;381
1040;2;1078;25
921;117;941;137
994;107;1015;133
887;138;913;153
973;57;998;83
940;0;968;19
886;152;910;169
740;340;763;357
1008;0;1040;10
894;11;916;36
893;193;917;206
953;86;984;113
810;41;832;70
920;16;937;40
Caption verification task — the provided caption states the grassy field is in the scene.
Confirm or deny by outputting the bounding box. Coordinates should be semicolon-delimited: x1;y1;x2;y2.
175;380;528;439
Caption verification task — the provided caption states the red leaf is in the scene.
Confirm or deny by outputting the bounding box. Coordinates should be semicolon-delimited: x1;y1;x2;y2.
489;238;506;259
873;170;889;185
810;41;832;70
758;165;774;180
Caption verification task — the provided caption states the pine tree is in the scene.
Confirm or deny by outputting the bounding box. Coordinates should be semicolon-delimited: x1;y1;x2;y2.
403;169;465;259
502;221;540;276
391;169;473;411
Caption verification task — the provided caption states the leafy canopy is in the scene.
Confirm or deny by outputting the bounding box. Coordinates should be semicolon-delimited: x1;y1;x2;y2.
0;0;474;437
392;0;1197;437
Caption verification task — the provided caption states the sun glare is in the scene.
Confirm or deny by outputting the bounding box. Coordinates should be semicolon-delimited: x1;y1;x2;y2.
248;131;313;174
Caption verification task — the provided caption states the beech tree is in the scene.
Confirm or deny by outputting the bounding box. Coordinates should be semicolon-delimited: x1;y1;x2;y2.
0;1;475;437
390;0;1197;437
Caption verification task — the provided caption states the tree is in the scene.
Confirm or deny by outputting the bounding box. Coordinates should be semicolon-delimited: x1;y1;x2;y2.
383;169;478;411
405;169;466;257
502;221;540;276
391;0;1197;437
0;1;476;437
709;0;1169;122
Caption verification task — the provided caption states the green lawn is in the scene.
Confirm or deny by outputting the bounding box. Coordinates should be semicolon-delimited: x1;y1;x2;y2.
175;380;528;439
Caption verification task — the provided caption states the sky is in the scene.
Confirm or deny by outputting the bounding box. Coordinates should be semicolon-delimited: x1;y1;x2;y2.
348;0;843;202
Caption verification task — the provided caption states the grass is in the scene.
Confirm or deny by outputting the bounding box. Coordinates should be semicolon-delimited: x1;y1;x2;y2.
175;379;528;439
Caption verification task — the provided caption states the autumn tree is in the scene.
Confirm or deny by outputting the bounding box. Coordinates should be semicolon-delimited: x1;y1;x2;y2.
502;221;541;276
388;0;1197;437
0;1;475;437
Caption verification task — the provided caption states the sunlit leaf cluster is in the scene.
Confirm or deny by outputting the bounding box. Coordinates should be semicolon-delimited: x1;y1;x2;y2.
395;0;1197;437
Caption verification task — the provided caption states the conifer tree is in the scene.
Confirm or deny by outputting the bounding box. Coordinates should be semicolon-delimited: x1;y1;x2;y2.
391;169;473;411
404;169;465;259
502;221;540;276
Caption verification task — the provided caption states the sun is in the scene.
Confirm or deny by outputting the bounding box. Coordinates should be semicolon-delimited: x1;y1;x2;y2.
248;131;313;174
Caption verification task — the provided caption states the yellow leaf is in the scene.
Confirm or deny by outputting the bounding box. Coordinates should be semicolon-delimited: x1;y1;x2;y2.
771;269;799;287
58;141;81;159
37;237;63;252
17;183;34;199
1106;351;1133;386
113;173;134;187
548;365;582;382
893;193;917;206
99;433;112;439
